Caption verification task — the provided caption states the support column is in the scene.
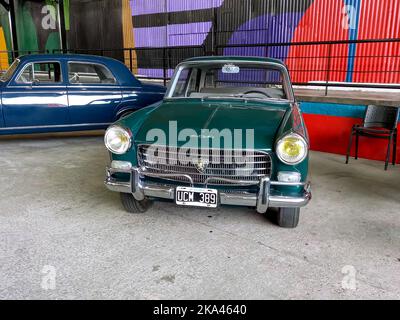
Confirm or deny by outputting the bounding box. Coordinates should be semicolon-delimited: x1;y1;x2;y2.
8;0;18;57
57;0;67;51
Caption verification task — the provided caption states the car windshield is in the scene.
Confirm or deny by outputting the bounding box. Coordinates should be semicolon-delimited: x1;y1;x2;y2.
1;59;20;82
168;61;291;101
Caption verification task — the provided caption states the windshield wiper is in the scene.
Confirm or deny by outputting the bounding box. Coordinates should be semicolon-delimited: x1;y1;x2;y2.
201;94;247;102
200;94;285;102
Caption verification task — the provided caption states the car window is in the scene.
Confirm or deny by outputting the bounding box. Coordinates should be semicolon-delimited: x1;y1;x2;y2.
173;68;190;97
16;62;62;84
170;62;290;101
68;62;117;85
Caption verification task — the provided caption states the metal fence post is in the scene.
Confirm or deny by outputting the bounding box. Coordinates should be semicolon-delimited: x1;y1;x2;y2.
129;48;133;72
163;47;167;86
325;43;332;96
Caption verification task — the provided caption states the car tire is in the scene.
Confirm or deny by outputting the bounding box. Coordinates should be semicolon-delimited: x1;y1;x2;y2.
276;207;300;228
120;193;152;213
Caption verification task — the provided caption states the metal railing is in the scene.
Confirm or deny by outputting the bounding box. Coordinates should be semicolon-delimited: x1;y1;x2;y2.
52;45;207;86
216;38;400;94
0;38;399;93
0;49;54;72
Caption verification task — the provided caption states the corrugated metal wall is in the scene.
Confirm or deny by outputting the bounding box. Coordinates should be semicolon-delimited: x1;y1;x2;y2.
353;0;400;83
131;0;400;84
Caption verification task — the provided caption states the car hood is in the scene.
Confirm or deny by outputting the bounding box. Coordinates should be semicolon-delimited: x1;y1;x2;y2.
134;98;291;150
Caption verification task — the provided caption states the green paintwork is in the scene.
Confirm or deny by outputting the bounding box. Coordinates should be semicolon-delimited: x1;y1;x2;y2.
64;0;70;31
112;99;309;185
110;57;310;195
135;98;289;150
115;102;162;166
44;32;60;52
16;2;38;52
0;5;11;51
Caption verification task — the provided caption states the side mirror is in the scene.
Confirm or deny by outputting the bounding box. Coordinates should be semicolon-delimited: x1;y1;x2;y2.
31;79;40;86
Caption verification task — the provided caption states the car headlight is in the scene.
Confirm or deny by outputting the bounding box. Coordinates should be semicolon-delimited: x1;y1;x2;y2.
276;133;308;165
104;125;132;154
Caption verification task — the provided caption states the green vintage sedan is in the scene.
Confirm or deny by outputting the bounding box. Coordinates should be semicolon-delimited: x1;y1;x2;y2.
104;56;311;228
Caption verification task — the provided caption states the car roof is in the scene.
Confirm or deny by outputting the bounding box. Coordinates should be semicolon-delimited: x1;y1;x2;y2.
16;54;141;87
17;53;118;64
183;56;286;65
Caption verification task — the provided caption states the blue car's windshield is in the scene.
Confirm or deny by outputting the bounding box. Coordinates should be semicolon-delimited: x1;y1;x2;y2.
1;59;20;82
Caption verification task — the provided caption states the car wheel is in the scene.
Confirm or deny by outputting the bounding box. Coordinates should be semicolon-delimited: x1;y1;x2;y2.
276;207;300;228
120;193;152;213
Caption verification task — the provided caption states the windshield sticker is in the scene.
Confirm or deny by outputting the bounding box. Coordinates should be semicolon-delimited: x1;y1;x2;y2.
222;64;240;74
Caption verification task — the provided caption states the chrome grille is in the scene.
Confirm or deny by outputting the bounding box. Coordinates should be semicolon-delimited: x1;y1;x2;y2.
137;144;271;185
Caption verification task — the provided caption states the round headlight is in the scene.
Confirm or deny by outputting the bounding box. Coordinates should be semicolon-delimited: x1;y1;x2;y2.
104;126;132;154
276;133;308;165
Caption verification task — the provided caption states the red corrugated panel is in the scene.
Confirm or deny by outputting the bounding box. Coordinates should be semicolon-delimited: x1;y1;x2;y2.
354;0;400;83
286;0;348;83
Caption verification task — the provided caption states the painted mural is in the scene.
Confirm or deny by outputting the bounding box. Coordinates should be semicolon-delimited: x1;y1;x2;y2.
131;0;400;84
0;0;129;66
0;0;397;162
1;0;398;85
0;0;66;70
130;0;400;163
0;4;11;70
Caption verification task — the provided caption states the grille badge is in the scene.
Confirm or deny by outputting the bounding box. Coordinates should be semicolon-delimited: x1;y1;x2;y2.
194;158;209;173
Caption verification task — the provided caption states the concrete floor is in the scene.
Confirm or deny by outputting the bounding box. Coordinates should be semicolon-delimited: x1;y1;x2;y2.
0;134;399;300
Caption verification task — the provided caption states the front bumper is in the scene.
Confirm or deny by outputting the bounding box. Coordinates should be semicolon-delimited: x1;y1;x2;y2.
105;167;311;213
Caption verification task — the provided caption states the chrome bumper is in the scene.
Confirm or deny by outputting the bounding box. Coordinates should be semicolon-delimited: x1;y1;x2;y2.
105;167;311;213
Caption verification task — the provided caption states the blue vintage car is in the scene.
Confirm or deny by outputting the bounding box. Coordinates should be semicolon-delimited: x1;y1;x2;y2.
0;54;165;135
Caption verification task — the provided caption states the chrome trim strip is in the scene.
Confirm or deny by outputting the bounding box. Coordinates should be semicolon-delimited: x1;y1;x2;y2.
104;167;311;209
270;181;307;186
5;87;67;90
131;167;145;200
219;192;256;207
140;170;194;187
256;177;270;213
204;176;259;187
0;122;111;131
143;185;175;199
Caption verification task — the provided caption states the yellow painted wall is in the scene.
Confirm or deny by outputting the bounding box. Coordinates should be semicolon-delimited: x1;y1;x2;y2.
0;27;9;71
122;0;137;73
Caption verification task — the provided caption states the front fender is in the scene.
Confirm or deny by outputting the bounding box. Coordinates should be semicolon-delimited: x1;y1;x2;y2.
115;107;137;120
272;103;309;183
275;103;308;141
107;101;163;165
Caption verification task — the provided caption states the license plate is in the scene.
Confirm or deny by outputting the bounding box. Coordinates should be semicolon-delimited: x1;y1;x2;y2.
175;186;218;208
